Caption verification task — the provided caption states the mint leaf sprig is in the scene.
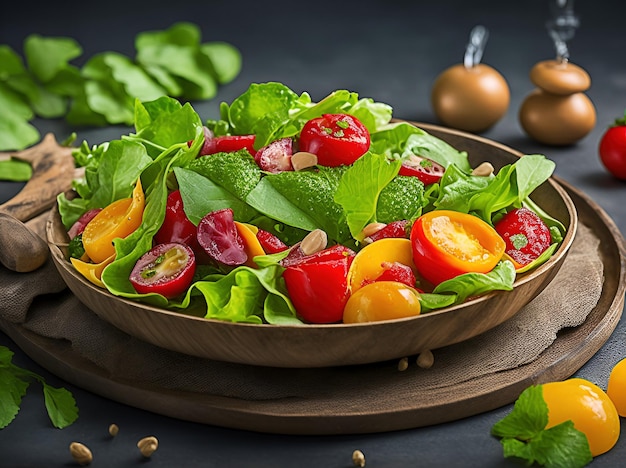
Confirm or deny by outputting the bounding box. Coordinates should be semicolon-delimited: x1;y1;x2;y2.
0;345;78;429
491;385;593;468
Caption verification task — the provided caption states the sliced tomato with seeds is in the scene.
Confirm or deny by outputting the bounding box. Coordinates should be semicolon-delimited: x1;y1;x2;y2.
196;208;248;266
254;137;293;173
129;243;196;299
398;154;445;185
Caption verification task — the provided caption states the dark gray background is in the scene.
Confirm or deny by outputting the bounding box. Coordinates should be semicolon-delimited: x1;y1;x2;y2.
1;1;626;466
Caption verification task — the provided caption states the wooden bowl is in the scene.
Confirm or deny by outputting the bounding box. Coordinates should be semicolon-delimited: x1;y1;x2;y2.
46;123;578;368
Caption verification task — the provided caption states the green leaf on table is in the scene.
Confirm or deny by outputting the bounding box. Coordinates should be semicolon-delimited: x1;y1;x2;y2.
0;45;26;78
0;345;78;429
200;42;242;84
0;113;40;151
492;385;593;468
24;34;82;83
136;22;218;100
0;159;32;181
5;73;67;118
0;367;29;429
42;385;79;429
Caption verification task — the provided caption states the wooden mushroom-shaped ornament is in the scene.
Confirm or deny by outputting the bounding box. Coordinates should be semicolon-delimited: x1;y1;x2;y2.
519;0;596;146
519;60;596;146
431;26;510;133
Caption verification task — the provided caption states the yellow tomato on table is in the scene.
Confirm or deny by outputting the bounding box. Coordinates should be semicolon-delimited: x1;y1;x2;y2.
607;357;626;417
82;179;145;263
542;378;620;457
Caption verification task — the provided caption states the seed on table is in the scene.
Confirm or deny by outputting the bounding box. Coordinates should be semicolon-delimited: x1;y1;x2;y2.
352;449;366;467
397;357;409;371
108;423;119;437
137;436;159;458
69;442;93;466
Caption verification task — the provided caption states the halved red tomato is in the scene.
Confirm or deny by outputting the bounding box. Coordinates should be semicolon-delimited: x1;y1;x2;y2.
129;243;196;299
398;155;445;185
282;245;355;323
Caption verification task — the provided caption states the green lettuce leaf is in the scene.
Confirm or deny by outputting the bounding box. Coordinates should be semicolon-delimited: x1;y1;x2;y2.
334;152;400;241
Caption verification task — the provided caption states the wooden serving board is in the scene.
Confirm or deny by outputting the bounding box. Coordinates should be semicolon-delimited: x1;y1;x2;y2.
1;179;624;435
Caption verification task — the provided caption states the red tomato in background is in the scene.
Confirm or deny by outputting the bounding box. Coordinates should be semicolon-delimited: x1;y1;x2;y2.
129;243;196;299
599;115;626;180
282;245;355;323
398;155;445;185
298;114;370;167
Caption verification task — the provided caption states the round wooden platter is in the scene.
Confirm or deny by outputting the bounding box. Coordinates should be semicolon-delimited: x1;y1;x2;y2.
1;179;624;435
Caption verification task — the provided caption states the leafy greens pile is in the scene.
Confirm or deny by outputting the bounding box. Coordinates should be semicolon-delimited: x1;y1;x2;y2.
0;22;241;152
58;81;565;325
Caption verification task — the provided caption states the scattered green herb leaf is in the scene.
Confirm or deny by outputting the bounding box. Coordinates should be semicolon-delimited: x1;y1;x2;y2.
492;385;593;468
0;345;78;429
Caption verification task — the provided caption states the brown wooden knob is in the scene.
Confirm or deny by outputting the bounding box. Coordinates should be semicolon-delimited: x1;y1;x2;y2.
530;60;591;95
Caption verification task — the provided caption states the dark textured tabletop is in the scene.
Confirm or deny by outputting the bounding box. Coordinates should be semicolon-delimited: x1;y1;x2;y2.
1;0;626;466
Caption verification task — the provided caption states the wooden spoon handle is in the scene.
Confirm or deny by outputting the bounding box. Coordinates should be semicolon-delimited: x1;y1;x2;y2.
0;133;75;223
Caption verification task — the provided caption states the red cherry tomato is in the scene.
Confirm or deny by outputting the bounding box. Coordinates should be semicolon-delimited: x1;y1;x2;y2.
197;208;248;266
255;229;288;254
494;207;551;267
372;261;417;287
298;113;370;167
366;220;409;242
254;137;294;173
154;190;198;247
599;114;626;180
67;208;102;239
398;155;445;185
129;243;196;299
199;127;256;156
282;245;355;323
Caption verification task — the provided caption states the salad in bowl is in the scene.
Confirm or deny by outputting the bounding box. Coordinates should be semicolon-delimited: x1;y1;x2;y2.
55;81;569;330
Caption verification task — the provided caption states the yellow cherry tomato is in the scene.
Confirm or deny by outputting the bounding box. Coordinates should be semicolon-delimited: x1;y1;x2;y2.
343;281;421;323
411;210;506;285
71;253;115;288
234;221;265;268
347;238;416;294
607;358;626;417
82;179;145;263
542;378;620;457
